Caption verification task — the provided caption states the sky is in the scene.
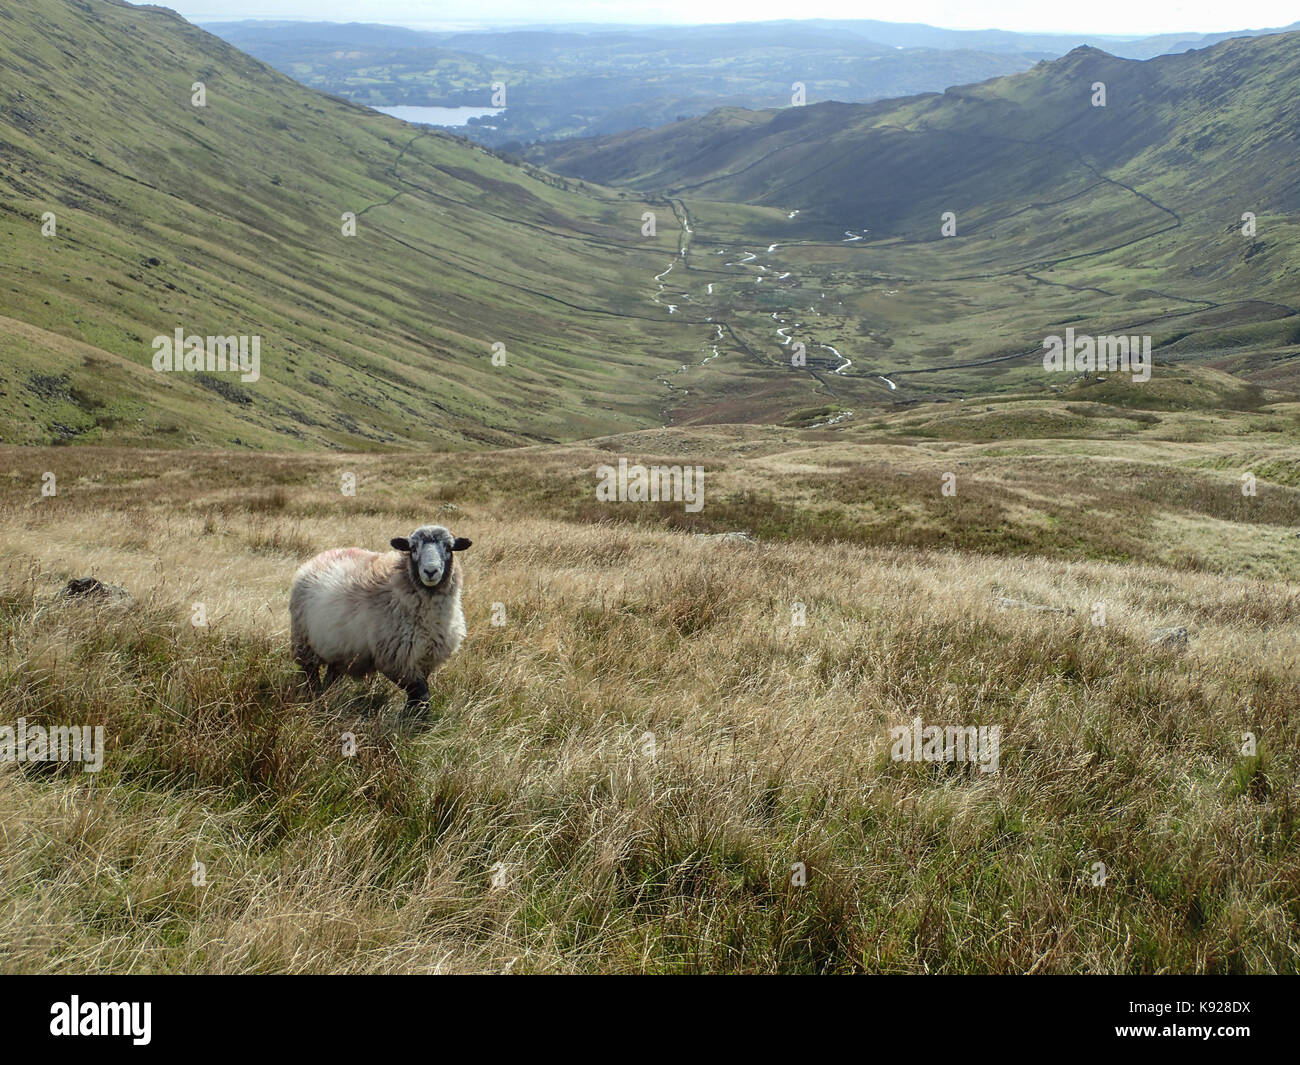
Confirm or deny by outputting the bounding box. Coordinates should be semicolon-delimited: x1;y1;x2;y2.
170;1;1299;37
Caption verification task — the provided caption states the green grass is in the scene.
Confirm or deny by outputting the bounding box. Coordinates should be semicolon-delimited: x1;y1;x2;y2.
6;6;1300;452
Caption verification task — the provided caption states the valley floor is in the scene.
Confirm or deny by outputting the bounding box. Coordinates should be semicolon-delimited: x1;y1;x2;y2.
1;428;1296;972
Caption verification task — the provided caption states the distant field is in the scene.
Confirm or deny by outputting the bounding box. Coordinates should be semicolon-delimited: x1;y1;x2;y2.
2;414;1296;973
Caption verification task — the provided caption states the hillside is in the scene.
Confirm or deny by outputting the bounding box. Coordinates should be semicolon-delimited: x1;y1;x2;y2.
533;34;1300;238
526;34;1300;413
0;0;701;449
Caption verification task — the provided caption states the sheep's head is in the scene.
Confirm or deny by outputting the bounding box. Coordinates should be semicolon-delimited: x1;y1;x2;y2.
391;525;472;589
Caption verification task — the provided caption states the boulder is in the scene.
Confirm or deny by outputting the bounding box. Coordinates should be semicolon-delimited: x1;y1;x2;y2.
1150;626;1190;647
58;577;131;604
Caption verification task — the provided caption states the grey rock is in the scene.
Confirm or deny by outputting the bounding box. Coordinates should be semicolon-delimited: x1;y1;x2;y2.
994;596;1074;616
1150;626;1190;647
58;577;131;604
697;531;757;545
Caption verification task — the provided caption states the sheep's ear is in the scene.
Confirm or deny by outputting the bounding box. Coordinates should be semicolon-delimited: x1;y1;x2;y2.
452;537;472;552
390;537;411;552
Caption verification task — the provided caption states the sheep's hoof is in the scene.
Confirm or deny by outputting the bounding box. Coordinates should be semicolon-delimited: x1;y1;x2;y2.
401;680;431;718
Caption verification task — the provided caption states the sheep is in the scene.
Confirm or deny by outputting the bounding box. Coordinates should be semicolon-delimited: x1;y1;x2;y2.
289;524;472;713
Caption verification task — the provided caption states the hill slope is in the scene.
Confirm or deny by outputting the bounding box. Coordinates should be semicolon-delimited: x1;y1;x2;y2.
533;34;1300;244
523;34;1300;413
0;0;700;449
2;424;1298;972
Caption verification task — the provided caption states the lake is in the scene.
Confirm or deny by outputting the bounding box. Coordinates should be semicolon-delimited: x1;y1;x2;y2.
370;106;503;127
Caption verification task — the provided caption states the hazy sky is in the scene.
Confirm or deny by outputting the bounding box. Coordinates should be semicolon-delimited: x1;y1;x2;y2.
172;1;1298;36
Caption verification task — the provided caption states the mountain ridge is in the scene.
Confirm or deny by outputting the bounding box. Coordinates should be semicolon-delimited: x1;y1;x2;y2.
530;30;1300;245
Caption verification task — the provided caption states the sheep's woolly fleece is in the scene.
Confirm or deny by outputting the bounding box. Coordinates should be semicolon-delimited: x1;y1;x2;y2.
289;526;468;687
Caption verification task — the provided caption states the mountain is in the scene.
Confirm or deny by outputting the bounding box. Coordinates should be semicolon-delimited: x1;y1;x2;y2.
532;34;1300;288
208;21;444;50
533;35;1300;230
1108;22;1300;59
200;18;1300;149
524;33;1300;407
0;0;699;449
5;4;1299;449
760;17;1300;58
770;18;1132;54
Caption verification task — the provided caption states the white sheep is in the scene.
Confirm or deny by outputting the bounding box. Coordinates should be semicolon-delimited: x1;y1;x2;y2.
289;524;472;713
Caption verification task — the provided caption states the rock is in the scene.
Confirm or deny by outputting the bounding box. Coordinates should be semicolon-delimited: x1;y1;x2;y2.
697;531;757;545
58;577;131;604
994;596;1074;616
1150;626;1189;647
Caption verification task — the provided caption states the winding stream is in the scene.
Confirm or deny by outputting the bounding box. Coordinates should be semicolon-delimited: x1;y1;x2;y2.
647;203;904;421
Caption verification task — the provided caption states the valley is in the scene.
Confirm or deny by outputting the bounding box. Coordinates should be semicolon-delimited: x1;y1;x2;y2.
4;5;1300;447
534;35;1300;426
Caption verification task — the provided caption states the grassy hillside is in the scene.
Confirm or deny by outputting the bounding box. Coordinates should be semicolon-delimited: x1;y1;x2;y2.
533;35;1300;237
523;35;1300;421
0;0;703;449
2;415;1297;972
5;5;1299;445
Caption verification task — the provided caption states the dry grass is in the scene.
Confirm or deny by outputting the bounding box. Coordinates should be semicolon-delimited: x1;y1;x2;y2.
0;436;1297;973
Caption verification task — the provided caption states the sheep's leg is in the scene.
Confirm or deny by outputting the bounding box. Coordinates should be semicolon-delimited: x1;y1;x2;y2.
322;662;344;691
293;634;325;696
302;665;322;695
400;676;431;716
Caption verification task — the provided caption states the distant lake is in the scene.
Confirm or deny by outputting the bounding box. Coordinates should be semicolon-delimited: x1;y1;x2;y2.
371;106;503;127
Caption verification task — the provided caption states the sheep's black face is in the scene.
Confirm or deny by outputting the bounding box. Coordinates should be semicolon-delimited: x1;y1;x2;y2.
390;525;472;589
